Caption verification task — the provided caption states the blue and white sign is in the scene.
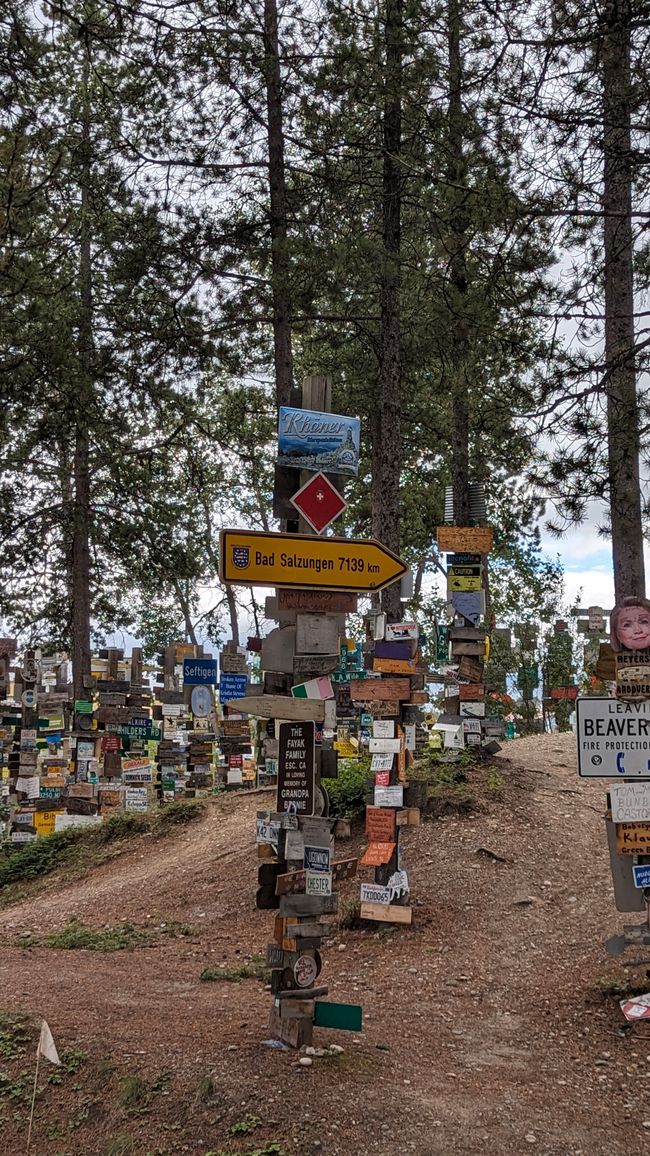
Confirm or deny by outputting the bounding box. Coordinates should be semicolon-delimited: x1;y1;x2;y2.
277;407;360;477
632;863;650;889
183;658;217;686
219;672;248;703
303;845;331;873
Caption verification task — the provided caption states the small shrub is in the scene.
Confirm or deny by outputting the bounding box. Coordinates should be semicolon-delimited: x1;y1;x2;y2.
0;1013;33;1061
118;1074;150;1112
485;768;505;795
155;800;205;828
195;1073;215;1104
338;897;362;930
200;956;269;983
322;757;373;820
44;918;153;952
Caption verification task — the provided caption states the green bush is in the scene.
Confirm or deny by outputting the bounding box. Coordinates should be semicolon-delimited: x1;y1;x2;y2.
323;757;373;820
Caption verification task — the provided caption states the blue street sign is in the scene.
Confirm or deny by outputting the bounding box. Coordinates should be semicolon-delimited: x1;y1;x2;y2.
632;863;650;889
219;672;248;703
183;658;217;686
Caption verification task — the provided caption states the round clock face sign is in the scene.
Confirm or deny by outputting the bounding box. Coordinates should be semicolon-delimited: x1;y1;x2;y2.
293;953;318;989
191;685;213;718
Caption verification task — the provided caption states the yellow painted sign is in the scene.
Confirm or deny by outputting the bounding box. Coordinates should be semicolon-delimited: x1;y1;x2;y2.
219;530;407;592
616;821;650;855
33;810;64;836
447;574;482;592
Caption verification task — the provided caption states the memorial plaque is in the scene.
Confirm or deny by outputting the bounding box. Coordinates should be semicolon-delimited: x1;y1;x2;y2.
277;720;315;815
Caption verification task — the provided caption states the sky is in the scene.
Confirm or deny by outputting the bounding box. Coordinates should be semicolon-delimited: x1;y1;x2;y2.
537;501;650;613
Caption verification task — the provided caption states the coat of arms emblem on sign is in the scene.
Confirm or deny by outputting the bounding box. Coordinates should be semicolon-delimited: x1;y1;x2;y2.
232;546;250;569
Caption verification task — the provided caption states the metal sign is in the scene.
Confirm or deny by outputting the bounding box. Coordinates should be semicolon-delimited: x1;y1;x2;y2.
632;864;650;889
289;472;347;535
277;720;315;815
219;673;248;704
182;658;217;686
277;407;360;476
576;696;650;777
219;529;407;593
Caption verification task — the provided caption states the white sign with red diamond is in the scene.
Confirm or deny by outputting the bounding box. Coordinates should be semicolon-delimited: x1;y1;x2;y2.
290;472;347;535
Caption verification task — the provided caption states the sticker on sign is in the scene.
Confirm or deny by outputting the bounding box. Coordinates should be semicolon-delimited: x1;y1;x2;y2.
610;782;650;823
306;871;332;896
632;863;650;889
576;696;650;777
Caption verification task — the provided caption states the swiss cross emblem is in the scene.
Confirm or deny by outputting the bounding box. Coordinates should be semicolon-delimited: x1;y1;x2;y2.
290;472;347;534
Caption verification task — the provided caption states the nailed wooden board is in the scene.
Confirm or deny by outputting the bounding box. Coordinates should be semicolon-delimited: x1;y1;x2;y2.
279;893;338;916
278;589;358;613
616;821;650;855
360;901;413;924
372;657;417;675
293;655;339;680
365;806;397;841
450;641;485;657
275;857;358;896
457;657;484;683
437;526;494;553
350;678;411;702
224;696;325;722
295;614;340;656
459;683;485;700
261;627;296;675
359;841;396;867
353;699;400;717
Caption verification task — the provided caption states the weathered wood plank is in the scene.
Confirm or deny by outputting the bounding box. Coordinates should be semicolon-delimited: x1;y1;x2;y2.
350;678;411;702
295;614;340;655
225;696;326;722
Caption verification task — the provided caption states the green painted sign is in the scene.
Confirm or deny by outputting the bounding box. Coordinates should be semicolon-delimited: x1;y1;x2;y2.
313;1001;362;1032
108;722;161;742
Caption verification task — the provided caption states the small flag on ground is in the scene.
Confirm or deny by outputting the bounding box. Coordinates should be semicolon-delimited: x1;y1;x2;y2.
291;676;334;700
37;1021;60;1065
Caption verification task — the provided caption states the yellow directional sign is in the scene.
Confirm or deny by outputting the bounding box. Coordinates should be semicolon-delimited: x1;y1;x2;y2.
220;529;407;592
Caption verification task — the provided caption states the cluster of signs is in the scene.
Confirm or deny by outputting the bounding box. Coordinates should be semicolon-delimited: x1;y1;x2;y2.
431;526;501;751
1;644;261;843
575;594;650;1020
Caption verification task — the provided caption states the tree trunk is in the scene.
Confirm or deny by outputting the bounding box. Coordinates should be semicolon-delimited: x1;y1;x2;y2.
372;0;403;620
603;0;645;599
447;0;470;527
225;584;240;645
263;0;294;409
71;58;93;700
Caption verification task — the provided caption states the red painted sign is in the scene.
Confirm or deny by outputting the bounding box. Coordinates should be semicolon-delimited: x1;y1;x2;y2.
550;687;578;700
101;734;121;752
289;472;347;535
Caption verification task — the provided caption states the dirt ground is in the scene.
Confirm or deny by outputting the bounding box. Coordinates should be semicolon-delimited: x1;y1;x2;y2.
1;733;649;1156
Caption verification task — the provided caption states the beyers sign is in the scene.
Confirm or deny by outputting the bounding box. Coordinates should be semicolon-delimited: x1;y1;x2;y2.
577;696;650;777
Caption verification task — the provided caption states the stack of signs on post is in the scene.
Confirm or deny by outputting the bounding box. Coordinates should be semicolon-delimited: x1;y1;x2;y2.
217;646;255;787
353;616;429;926
434;526;500;751
588;598;650;934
